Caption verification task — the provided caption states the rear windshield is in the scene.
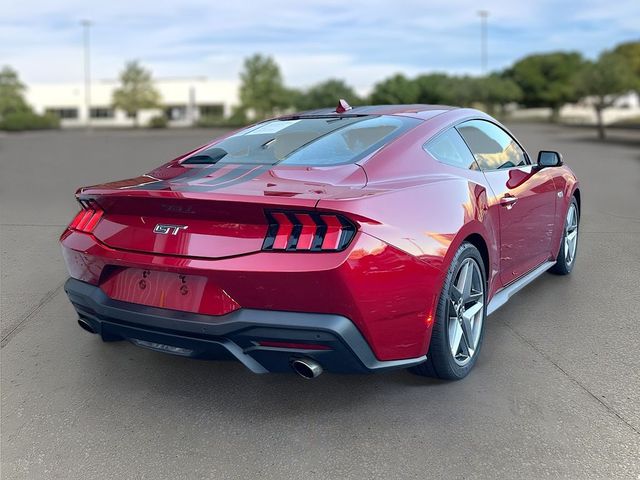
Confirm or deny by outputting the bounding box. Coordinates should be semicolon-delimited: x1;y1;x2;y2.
184;115;421;166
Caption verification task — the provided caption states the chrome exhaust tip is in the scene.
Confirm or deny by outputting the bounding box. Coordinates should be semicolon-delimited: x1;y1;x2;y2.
77;318;97;334
291;358;323;379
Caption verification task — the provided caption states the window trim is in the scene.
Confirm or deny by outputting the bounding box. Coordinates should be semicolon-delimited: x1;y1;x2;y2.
454;118;531;172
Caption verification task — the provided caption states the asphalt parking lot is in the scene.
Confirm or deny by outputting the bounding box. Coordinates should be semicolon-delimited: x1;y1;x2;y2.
1;123;639;479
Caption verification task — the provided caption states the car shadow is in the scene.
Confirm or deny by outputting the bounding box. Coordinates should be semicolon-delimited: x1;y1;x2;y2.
78;338;451;419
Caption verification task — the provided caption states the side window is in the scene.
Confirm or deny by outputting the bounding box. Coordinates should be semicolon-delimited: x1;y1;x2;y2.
456;120;528;170
424;128;478;170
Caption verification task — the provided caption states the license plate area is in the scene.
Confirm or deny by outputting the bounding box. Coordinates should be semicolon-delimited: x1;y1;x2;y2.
100;268;240;316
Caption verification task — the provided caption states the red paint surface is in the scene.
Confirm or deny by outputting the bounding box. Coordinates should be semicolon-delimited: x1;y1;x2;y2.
101;268;239;316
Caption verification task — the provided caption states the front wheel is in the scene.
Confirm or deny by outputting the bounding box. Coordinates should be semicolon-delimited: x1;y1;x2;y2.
410;242;487;380
550;197;579;275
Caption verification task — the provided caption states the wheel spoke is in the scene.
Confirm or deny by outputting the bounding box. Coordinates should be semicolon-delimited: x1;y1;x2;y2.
463;302;483;320
467;290;483;303
450;284;463;303
456;262;468;296
459;332;471;357
568;237;576;259
460;314;475;351
449;318;463;356
567;206;573;229
461;261;474;300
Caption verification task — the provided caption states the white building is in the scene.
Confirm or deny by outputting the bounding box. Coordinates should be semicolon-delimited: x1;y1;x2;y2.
25;78;639;128
25;77;239;128
560;92;640;125
508;92;640;125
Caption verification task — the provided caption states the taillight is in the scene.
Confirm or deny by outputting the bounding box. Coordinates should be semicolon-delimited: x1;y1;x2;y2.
68;201;104;234
262;211;356;252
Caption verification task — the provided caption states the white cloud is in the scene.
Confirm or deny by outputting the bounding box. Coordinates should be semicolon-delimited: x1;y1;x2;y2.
2;0;638;89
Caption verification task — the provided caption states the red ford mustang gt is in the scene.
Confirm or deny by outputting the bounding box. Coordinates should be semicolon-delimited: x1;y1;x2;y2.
61;103;580;380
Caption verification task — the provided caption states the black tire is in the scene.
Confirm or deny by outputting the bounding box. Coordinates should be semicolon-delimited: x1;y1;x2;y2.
410;242;487;380
550;197;579;275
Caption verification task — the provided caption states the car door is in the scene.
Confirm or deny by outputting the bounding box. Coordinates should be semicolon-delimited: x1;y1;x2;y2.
456;120;557;285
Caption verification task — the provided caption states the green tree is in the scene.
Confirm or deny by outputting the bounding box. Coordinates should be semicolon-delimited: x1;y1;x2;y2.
0;66;30;119
415;73;456;105
611;41;640;94
478;74;522;116
285;87;305;111
239;54;288;119
449;76;484;107
415;74;505;109
577;52;636;139
112;61;161;127
369;74;419;104
293;79;360;110
506;52;584;121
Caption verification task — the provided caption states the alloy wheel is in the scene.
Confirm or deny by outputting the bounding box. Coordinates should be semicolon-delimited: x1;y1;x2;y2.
564;203;579;266
448;258;484;366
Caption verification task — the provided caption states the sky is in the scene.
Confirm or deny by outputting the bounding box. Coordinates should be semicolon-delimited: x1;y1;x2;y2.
2;0;639;93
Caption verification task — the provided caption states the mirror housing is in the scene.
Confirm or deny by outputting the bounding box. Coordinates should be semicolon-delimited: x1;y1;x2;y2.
537;150;563;168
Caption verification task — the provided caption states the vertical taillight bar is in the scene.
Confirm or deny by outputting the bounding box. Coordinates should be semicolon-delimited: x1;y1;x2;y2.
320;215;342;250
83;209;104;231
262;211;356;252
294;214;317;250
67;200;104;234
270;212;293;249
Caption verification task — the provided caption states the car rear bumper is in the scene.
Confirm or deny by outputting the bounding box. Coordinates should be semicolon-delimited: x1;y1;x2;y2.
60;229;443;361
65;278;427;374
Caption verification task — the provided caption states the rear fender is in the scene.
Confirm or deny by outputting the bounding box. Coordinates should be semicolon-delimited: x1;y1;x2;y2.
440;221;500;299
550;167;580;259
318;176;501;297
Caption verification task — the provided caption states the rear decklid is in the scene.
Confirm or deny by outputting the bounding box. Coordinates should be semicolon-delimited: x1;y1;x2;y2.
75;113;425;259
78;162;366;259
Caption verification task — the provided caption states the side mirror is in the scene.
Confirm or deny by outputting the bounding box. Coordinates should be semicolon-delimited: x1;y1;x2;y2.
537;150;563;168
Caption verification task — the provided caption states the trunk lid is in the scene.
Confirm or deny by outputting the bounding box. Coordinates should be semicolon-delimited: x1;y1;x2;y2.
80;163;366;259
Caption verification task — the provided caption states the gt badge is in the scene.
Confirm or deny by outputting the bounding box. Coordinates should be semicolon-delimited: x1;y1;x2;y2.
153;224;188;235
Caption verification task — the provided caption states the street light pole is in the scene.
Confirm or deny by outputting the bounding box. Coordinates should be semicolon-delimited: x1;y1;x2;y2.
81;19;92;128
478;10;489;74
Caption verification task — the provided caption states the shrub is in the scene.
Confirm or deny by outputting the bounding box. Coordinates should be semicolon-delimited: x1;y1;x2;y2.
196;115;247;129
196;116;227;128
148;115;168;128
0;111;60;131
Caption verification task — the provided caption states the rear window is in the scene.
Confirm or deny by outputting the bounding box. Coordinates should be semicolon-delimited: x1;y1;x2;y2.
184;115;420;166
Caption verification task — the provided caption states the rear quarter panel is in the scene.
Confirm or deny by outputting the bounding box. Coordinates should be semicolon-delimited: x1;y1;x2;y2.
549;165;580;258
318;173;501;298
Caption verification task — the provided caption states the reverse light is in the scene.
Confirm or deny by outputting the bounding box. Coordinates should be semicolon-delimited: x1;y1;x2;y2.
68;201;104;234
262;211;356;252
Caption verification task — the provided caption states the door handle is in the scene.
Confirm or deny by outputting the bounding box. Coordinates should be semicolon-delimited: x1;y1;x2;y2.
500;195;518;209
